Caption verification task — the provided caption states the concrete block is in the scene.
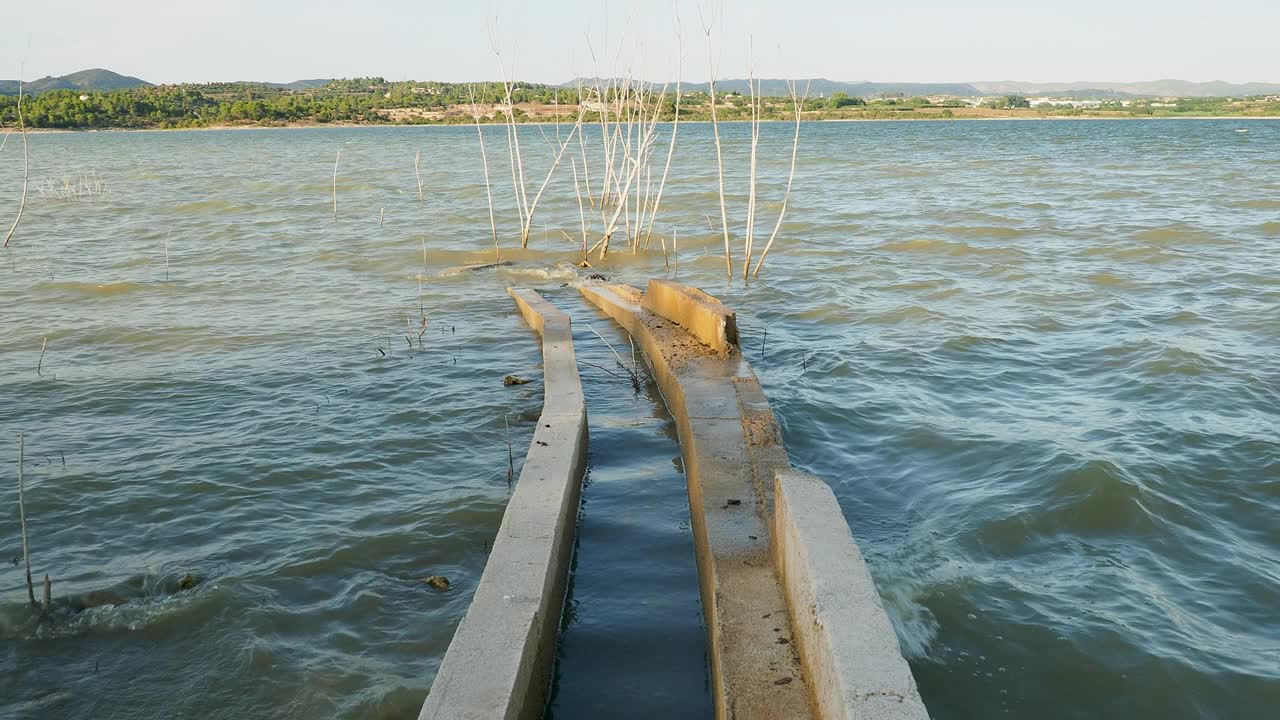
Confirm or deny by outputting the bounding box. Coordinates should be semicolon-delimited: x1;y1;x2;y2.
642;279;740;354
773;470;930;720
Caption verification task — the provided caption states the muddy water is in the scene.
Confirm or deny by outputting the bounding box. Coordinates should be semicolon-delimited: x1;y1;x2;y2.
1;119;1278;718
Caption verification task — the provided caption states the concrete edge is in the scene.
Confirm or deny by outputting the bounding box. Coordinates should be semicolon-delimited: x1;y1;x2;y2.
641;279;739;354
419;289;588;720
773;469;930;720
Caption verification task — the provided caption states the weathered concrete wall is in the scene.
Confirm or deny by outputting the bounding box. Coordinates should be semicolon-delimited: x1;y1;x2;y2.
419;289;587;720
642;278;740;354
774;470;930;720
579;280;928;720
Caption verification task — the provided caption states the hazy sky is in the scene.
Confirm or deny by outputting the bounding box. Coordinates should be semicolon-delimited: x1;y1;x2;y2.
4;0;1278;84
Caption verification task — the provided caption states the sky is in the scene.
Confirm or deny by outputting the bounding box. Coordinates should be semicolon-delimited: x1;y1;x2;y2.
3;0;1278;85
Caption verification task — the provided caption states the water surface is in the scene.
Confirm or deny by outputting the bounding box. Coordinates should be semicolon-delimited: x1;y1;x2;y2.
1;119;1278;719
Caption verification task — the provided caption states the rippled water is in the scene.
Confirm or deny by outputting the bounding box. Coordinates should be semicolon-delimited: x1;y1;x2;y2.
1;119;1278;719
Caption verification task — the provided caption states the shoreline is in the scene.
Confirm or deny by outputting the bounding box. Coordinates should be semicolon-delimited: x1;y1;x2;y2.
7;115;1279;134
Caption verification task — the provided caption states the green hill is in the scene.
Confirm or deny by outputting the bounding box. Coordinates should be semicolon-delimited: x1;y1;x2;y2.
0;68;151;95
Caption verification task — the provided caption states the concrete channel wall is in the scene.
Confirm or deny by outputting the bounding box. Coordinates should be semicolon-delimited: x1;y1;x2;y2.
580;279;929;720
774;470;930;720
418;289;587;720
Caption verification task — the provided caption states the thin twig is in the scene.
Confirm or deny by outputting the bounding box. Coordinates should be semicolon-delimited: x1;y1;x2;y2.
3;75;29;249
504;415;514;487
36;337;46;376
415;150;425;204
17;433;35;606
580;360;625;379
332;150;340;223
586;323;641;390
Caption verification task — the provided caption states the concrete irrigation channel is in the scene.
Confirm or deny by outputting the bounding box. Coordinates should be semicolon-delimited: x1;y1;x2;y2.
420;281;929;720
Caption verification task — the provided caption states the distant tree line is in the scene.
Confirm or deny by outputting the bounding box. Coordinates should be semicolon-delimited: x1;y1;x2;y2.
1;78;1275;130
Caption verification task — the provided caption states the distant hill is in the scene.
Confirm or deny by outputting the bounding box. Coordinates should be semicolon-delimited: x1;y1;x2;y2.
252;79;335;90
570;76;1280;99
971;79;1280;98
0;68;152;95
568;77;984;98
685;78;985;98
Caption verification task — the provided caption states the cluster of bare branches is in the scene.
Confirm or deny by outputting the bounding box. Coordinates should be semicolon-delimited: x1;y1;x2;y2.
466;3;806;280
478;10;684;265
37;170;107;202
700;7;810;280
577;59;682;262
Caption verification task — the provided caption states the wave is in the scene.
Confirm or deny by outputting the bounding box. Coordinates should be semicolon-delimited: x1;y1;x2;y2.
875;237;1023;258
174;199;255;214
1234;199;1280;209
1133;226;1227;246
0;571;220;641
35;280;147;297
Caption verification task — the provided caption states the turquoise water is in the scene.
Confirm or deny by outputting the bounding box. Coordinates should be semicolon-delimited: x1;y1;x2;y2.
1;119;1278;718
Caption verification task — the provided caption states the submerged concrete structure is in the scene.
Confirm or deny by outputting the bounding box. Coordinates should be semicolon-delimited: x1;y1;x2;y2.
580;280;929;720
419;289;587;720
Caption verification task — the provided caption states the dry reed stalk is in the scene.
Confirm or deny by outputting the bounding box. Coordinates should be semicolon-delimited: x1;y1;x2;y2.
415;150;425;204
380;208;385;228
752;80;810;277
331;150;340;223
519;113;586;248
641;18;682;250
17;433;35;606
3;77;29;249
490;39;531;239
36;337;46;376
700;9;731;278
743;71;761;279
468;85;500;257
504;113;523;233
576;81;594;209
572;159;588;256
504;415;514;487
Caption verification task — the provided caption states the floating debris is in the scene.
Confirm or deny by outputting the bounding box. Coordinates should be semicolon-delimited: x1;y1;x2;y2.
422;575;450;591
504;375;532;386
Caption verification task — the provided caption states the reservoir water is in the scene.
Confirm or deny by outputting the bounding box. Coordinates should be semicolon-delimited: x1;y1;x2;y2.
1;119;1277;718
